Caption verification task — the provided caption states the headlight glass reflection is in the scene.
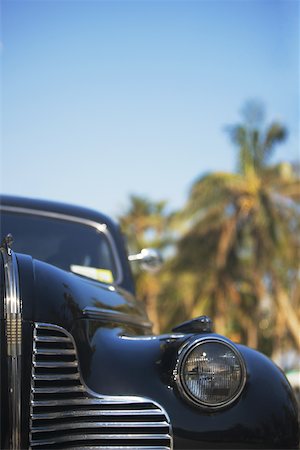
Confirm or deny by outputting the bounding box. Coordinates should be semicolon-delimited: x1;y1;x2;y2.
178;339;246;408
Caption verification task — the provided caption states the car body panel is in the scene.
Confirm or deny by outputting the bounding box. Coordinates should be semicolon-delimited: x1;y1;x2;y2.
0;195;299;449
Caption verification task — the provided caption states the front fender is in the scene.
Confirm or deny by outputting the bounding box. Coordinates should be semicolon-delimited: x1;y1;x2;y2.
72;319;299;449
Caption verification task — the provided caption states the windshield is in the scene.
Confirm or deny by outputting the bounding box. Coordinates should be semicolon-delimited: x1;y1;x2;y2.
0;211;118;284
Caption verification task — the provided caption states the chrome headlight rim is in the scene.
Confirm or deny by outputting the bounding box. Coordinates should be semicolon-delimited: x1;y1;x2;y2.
174;336;247;410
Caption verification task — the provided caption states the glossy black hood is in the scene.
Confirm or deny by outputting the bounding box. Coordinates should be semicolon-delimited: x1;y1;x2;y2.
18;253;150;334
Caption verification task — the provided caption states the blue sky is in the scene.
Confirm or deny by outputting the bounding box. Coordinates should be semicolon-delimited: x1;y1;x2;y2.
2;0;299;218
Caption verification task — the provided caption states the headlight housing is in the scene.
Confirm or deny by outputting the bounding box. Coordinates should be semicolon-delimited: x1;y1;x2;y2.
175;337;246;409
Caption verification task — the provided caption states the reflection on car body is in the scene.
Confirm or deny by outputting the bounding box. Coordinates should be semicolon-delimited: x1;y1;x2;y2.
0;195;298;449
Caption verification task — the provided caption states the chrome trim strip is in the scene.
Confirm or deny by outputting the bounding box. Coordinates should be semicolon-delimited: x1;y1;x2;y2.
0;245;22;449
33;360;78;368
30;322;173;449
65;447;171;450
174;335;247;410
35;335;70;342
31;421;169;432
83;306;152;329
67;447;170;450
64;445;170;450
0;205;123;284
32;398;109;407
32;409;164;419
33;373;80;381
34;348;75;355
31;397;168;406
33;386;85;394
31;433;172;445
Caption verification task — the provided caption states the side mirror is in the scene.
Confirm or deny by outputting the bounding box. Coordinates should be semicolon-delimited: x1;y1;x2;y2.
128;248;163;272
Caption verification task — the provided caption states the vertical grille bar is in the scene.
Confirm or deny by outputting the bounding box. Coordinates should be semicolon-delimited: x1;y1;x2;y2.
0;243;22;450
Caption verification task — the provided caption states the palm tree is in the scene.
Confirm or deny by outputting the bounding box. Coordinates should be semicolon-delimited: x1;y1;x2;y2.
173;102;300;351
118;195;171;333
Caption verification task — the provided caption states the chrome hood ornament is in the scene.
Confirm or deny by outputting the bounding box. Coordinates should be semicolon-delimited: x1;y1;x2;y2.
1;233;14;255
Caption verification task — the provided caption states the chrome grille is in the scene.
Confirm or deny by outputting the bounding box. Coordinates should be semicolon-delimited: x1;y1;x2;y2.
30;323;172;449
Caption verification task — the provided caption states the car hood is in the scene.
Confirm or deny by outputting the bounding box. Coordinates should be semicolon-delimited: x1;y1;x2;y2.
17;253;151;333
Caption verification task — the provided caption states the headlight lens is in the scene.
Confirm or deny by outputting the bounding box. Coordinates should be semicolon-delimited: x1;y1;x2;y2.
176;338;246;409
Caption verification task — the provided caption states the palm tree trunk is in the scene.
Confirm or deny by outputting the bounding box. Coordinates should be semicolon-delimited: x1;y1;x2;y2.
214;290;227;336
246;318;258;349
236;310;258;349
271;307;285;360
146;294;160;334
272;279;300;350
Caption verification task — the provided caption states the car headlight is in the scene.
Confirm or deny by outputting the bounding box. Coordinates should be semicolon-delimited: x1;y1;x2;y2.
175;337;246;409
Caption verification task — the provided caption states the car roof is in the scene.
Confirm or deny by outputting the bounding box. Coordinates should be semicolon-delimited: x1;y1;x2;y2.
0;194;118;231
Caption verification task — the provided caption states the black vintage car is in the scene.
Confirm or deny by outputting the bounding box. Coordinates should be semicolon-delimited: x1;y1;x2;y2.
0;195;298;449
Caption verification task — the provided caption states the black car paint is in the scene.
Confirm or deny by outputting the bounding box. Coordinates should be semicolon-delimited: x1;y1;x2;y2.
0;195;299;449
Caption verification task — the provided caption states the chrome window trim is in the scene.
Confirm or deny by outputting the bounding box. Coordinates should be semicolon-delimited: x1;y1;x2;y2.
0;245;22;449
174;336;247;410
0;205;123;285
